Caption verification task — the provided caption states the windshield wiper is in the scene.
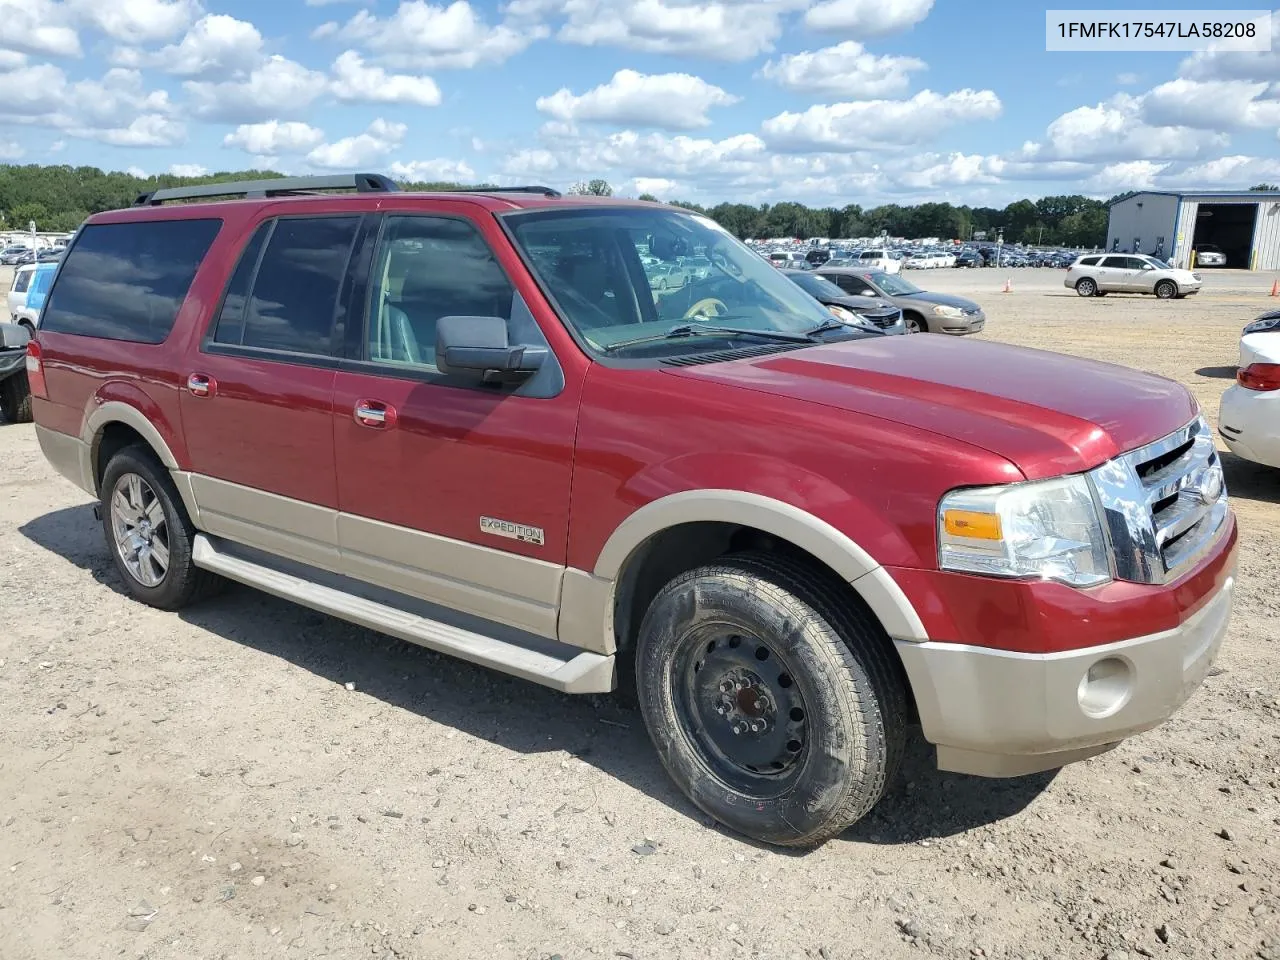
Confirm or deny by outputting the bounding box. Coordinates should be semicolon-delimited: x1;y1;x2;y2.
600;323;815;354
801;318;883;337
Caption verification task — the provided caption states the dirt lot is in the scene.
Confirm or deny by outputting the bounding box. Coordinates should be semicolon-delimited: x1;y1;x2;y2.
1;267;1278;960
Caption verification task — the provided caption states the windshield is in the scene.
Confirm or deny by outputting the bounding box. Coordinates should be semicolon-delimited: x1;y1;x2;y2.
506;207;836;355
788;272;847;300
870;273;922;295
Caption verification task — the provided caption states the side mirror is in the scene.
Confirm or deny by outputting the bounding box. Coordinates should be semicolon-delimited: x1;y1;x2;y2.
436;316;547;383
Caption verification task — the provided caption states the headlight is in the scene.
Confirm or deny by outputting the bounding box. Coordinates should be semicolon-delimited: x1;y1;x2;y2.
828;304;875;329
938;475;1111;587
1244;314;1280;335
932;304;964;318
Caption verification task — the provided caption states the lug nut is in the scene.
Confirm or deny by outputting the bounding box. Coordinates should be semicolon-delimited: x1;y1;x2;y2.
719;680;734;693
754;698;767;711
750;721;763;733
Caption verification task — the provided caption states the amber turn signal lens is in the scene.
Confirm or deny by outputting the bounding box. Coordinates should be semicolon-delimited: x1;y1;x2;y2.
943;509;1002;540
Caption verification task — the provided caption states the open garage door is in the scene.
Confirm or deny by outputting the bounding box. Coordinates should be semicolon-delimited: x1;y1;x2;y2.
1191;203;1257;268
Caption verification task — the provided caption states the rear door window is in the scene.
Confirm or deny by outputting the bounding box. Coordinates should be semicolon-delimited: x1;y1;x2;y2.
39;219;222;343
12;269;32;294
212;216;360;358
1077;256;1100;267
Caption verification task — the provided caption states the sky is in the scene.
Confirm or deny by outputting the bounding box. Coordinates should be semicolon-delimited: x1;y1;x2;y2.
0;0;1278;207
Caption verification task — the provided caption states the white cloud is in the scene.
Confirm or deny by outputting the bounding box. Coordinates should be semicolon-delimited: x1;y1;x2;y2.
0;139;23;159
125;165;148;178
0;63;182;146
1178;154;1280;186
804;0;933;36
759;41;926;97
169;163;208;177
388;158;477;181
536;69;737;130
330;50;442;106
1142;78;1280;130
114;14;265;76
316;1;543;69
1178;11;1279;86
49;140;65;152
223;120;326;155
762;89;1001;152
0;0;80;58
1116;72;1141;85
75;114;185;147
1024;94;1229;162
67;0;198;43
1083;160;1169;193
0;50;26;69
307;117;406;168
184;56;328;122
555;0;799;61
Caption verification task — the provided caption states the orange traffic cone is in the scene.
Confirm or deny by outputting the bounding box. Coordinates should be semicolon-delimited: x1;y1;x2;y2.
1002;277;1012;293
1271;278;1278;297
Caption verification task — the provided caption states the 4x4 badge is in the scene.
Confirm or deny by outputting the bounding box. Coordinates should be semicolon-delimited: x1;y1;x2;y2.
480;516;545;546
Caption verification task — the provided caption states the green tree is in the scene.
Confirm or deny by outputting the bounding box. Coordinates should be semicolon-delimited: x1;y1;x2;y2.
569;178;613;196
1250;183;1279;191
637;192;659;202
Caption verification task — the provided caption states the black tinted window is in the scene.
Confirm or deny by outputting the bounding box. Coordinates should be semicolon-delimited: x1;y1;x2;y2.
39;219;221;343
237;217;359;356
833;274;873;295
210;223;270;347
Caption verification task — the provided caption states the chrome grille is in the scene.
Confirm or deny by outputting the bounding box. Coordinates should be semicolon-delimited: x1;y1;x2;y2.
1088;415;1228;584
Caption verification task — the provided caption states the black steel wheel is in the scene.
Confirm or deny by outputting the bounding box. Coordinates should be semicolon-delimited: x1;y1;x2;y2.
635;552;907;847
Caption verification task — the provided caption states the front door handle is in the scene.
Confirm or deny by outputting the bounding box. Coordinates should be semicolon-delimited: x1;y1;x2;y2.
187;373;217;398
354;399;397;429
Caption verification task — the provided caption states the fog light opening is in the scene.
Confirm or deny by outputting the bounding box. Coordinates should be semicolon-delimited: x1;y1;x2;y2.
1077;656;1133;719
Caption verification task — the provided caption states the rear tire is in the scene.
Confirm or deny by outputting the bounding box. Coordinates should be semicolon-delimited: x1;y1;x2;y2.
1155;280;1177;299
634;552;907;848
0;373;32;423
1075;278;1097;297
100;445;223;610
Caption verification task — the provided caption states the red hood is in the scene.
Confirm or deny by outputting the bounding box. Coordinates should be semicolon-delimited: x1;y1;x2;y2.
666;335;1196;479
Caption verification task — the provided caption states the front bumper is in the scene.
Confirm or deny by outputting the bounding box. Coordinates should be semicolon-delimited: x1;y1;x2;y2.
895;569;1235;778
1219;383;1280;468
937;312;984;335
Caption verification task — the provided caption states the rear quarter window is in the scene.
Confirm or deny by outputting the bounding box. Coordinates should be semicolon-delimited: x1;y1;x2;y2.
1077;256;1100;266
39;218;222;344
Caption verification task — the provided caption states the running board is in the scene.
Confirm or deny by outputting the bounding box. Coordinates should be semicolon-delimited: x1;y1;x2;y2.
191;534;615;694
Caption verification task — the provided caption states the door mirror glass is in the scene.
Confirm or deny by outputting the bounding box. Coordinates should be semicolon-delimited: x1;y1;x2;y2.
436;315;547;382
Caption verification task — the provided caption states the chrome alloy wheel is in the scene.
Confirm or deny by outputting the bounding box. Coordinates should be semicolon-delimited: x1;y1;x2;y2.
109;473;170;588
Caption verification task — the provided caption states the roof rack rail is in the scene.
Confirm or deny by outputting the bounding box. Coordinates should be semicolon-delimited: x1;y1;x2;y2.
133;172;400;207
479;185;561;197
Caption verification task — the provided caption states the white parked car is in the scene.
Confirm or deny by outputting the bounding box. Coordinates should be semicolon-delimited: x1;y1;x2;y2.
1064;254;1202;299
855;248;901;274
7;263;35;320
903;253;929;269
1219;312;1280;468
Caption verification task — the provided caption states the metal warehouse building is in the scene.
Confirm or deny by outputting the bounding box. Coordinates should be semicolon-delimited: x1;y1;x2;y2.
1106;190;1280;270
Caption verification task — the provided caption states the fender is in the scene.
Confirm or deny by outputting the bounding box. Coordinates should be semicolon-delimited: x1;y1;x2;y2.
79;397;202;525
591;489;929;644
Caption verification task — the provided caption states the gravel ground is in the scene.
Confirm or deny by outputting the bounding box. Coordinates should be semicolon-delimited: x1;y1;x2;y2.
1;267;1278;960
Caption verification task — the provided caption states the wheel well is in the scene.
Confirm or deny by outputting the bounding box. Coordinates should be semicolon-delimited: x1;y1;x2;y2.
902;310;927;330
611;520;913;717
92;422;151;491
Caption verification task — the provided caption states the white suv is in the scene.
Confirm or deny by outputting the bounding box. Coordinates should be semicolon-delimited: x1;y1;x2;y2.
856;248;901;274
1065;254;1202;299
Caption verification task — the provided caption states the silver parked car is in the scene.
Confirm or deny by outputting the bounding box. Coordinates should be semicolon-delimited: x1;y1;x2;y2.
1193;244;1227;268
1065;254;1202;299
816;266;985;334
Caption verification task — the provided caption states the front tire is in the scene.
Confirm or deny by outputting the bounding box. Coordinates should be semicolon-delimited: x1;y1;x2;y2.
1155;280;1177;299
1075;277;1097;297
634;553;907;848
903;312;927;334
100;446;223;610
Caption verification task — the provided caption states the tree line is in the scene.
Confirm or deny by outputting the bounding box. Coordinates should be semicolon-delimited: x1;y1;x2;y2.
8;163;1272;247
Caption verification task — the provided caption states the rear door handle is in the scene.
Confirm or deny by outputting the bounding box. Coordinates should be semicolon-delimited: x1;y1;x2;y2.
187;373;216;398
354;399;397;429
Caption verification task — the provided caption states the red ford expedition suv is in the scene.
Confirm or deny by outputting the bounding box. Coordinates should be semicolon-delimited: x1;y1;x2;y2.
29;174;1237;847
